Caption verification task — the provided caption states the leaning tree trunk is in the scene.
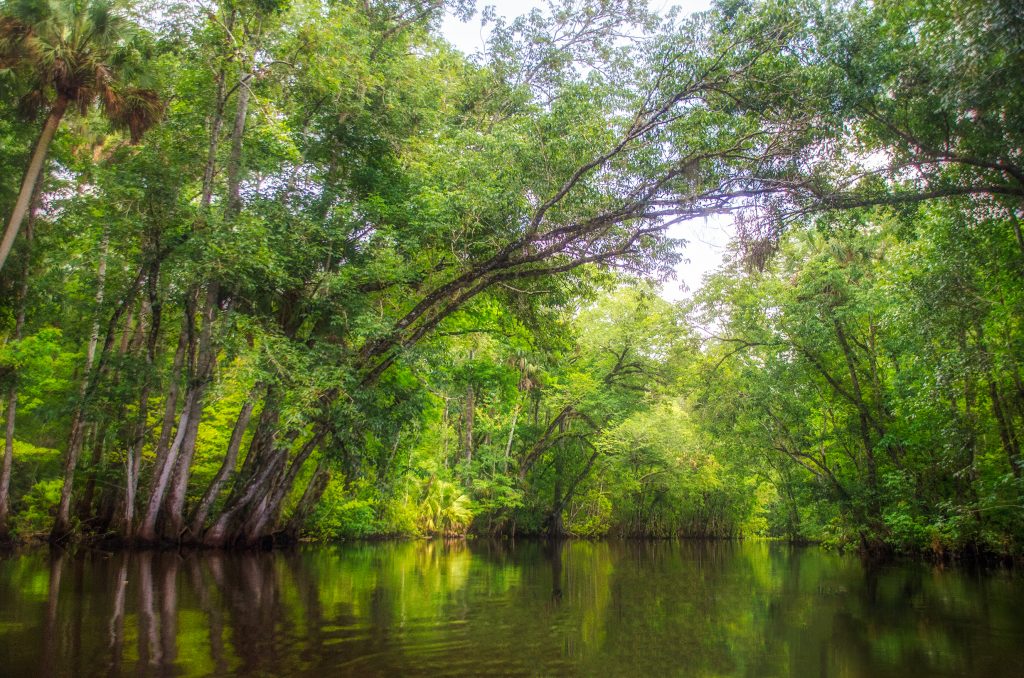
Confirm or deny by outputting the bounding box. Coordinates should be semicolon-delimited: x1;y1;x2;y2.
281;458;330;543
203;450;287;548
161;286;218;540
51;221;109;541
232;390;281;496
136;391;195;543
0;96;67;272
188;385;260;537
134;323;188;539
238;428;327;546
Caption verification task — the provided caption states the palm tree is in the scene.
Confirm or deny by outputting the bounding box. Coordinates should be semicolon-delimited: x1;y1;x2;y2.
0;0;161;272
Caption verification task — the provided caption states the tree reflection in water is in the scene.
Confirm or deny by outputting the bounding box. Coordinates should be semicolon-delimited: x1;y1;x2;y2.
0;541;1021;677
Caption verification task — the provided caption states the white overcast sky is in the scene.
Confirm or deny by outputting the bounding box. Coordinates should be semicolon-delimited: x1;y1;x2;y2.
440;0;733;301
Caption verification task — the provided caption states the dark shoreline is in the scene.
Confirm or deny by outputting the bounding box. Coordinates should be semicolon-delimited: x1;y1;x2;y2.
2;532;1019;568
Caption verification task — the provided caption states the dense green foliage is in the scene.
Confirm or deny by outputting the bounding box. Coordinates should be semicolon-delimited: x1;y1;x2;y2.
0;0;1020;556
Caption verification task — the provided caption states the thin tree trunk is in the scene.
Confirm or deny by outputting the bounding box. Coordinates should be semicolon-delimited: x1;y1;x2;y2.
137;391;196;543
282;457;330;542
76;421;109;522
0;382;17;540
0;96;66;272
503;396;521;473
975;323;1022;479
0;180;36;539
154;329;187;462
116;269;164;537
201;69;227;210
549;441;601;537
441;397;449;467
1008;208;1024;262
550;453;564;538
78;302;140;523
224;71;251;215
233;392;279;492
463;383;475;468
51;221;110;540
189;385;260;537
829;320;884;525
990;380;1022;478
161;287;218;540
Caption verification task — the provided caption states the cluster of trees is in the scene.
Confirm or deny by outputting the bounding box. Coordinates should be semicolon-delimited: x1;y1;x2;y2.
0;0;1020;555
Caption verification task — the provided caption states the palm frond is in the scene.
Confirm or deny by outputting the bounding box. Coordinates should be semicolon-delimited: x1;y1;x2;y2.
0;0;162;140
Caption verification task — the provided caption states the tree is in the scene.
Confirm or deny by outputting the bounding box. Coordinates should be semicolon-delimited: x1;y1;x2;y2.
0;0;161;272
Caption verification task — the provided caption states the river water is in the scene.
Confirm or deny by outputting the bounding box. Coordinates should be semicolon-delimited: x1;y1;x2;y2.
0;540;1020;676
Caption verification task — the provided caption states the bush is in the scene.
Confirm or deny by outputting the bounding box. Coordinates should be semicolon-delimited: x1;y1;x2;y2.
11;478;63;538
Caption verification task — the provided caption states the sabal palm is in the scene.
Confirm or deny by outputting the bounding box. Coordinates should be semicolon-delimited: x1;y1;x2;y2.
0;0;161;271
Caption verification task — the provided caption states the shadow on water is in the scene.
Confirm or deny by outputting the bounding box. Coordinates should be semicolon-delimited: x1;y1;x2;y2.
0;540;1022;677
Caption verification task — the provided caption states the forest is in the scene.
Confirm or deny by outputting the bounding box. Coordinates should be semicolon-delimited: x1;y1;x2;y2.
0;0;1021;557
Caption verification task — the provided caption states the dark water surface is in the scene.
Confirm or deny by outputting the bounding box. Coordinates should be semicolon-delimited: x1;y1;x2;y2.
0;540;1021;677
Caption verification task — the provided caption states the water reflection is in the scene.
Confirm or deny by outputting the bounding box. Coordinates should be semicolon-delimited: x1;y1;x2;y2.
0;541;1021;676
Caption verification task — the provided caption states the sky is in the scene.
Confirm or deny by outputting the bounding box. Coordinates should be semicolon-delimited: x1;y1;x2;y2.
439;0;732;301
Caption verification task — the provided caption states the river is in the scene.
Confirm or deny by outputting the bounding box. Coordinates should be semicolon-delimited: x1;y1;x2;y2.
0;540;1020;676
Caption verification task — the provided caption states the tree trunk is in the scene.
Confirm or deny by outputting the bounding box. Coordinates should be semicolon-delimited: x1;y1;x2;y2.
0;382;17;540
549;433;565;537
826;320;884;524
0;180;36;540
203;450;286;547
161;287;218;540
239;427;327;545
463;383;475;468
51;221;110;541
115;270;164;537
189;386;260;537
136;391;196;543
549;443;601;538
990;380;1022;478
155;329;187;462
233;392;280;493
0;96;66;272
282;458;330;542
78;301;139;523
88;301;146;528
975;323;1022;479
503;397;521;473
76;421;109;522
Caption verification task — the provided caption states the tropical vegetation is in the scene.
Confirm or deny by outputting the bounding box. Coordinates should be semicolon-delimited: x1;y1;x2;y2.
0;0;1021;557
